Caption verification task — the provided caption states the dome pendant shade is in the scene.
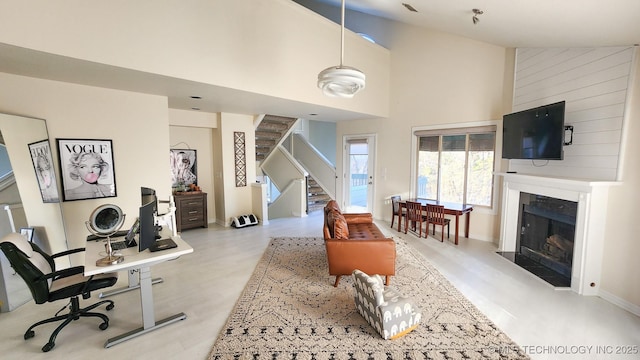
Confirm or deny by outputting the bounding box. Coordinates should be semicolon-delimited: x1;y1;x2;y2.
317;0;365;98
317;65;366;98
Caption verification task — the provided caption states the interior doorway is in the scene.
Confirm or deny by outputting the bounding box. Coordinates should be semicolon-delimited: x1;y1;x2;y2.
343;135;375;213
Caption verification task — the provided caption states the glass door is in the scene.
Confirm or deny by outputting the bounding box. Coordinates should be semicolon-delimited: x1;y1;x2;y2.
343;135;375;213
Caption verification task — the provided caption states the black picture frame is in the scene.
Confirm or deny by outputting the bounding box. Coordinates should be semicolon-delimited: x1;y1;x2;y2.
170;149;197;187
28;139;60;203
56;138;117;201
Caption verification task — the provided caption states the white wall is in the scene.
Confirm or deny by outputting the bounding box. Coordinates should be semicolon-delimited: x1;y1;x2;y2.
216;113;256;226
0;72;171;264
337;23;511;243
169;109;218;224
308;120;337;165
0;0;390;118
601;55;640;310
509;47;635;180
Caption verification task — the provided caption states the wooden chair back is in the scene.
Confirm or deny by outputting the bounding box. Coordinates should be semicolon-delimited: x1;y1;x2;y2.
426;204;450;241
405;201;426;237
427;204;447;225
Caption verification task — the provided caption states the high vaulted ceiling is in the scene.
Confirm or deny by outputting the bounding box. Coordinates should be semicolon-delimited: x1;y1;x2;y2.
314;0;640;48
0;1;637;122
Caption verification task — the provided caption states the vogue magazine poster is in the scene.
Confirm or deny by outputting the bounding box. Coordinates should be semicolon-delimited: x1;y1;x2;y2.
57;139;117;201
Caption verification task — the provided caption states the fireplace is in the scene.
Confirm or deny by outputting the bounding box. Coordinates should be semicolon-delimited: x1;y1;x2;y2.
498;173;617;296
499;192;577;287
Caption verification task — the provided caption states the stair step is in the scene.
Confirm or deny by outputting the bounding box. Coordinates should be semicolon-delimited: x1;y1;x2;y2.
255;131;283;139
308;193;331;202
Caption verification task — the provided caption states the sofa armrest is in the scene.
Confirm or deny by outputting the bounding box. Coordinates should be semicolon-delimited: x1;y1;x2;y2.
343;213;373;224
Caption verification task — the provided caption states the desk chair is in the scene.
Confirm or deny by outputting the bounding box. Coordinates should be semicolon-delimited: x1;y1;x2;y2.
0;233;118;352
390;195;406;231
426;204;450;242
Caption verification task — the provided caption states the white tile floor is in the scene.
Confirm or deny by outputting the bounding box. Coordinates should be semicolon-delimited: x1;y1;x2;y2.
0;211;638;359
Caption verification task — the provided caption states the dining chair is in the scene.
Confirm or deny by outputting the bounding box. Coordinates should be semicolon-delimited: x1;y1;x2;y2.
426;204;450;242
405;201;427;238
390;195;406;231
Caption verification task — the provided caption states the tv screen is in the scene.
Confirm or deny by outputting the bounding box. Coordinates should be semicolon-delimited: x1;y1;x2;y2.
502;101;565;160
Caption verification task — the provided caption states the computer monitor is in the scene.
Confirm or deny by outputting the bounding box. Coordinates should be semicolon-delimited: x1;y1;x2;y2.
138;200;156;252
141;187;157;214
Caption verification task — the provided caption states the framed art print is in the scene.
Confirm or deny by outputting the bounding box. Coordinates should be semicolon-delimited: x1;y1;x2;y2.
56;139;117;201
170;149;197;187
28;139;60;203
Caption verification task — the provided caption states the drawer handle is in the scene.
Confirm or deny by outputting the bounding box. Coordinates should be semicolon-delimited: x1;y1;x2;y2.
188;218;199;221
188;211;198;214
187;202;199;205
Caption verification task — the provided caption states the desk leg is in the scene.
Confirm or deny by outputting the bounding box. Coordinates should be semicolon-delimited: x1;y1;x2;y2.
98;269;163;299
104;266;187;348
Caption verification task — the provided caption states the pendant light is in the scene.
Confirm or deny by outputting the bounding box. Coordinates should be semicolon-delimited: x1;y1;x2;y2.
317;0;366;98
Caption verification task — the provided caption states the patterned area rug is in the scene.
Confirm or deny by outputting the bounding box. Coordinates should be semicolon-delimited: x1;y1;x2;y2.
208;237;529;359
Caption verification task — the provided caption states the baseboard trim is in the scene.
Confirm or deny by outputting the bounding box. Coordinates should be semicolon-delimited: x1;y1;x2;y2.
598;289;640;317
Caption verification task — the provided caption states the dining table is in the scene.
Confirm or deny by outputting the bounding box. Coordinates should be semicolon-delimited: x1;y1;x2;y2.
398;198;473;245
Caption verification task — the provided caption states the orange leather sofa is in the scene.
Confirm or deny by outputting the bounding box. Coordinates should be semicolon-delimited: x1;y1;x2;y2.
323;200;396;287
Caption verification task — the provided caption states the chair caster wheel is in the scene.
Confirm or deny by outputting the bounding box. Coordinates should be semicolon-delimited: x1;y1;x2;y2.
24;330;35;340
42;342;55;352
99;322;109;330
106;303;114;311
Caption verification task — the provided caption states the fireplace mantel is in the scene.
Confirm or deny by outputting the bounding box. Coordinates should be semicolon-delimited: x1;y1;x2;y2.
497;173;620;295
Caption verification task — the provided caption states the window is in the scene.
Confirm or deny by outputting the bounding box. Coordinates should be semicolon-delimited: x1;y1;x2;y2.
415;126;496;207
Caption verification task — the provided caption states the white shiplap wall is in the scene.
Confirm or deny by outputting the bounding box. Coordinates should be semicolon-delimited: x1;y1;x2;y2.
508;46;636;180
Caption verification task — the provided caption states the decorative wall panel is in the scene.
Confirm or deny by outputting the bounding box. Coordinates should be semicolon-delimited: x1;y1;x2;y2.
234;131;246;187
510;46;635;180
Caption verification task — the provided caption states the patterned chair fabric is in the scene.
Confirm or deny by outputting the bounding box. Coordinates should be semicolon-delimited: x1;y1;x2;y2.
352;269;421;340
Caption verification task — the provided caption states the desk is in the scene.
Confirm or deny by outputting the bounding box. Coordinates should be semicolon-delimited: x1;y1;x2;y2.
399;199;473;245
84;234;193;348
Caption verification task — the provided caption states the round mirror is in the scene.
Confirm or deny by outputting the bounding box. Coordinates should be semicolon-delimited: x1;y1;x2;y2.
88;204;124;235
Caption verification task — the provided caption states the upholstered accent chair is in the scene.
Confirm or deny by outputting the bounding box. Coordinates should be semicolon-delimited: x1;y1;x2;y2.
0;233;118;352
352;269;421;340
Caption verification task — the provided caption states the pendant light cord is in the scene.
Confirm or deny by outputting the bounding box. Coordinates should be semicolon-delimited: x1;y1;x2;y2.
340;0;345;67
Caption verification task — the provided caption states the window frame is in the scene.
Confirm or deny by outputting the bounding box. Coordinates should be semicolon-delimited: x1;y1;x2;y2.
410;120;501;215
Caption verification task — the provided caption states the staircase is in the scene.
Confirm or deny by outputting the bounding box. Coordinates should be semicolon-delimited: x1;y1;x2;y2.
307;176;331;212
255;115;298;162
256;114;334;216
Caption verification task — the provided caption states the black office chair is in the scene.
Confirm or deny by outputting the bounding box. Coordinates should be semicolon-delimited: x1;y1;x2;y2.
0;233;118;352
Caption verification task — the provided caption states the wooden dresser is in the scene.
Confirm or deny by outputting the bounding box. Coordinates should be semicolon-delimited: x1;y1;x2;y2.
174;192;208;232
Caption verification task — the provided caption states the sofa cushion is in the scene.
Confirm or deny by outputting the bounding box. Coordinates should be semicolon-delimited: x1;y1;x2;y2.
347;222;385;240
328;210;350;239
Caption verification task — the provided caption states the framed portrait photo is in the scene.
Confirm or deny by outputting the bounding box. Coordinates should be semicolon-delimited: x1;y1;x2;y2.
56;139;117;201
28;139;60;203
170;149;197;187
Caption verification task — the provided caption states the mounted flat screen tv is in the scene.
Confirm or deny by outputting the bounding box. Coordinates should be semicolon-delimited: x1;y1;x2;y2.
502;101;565;160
